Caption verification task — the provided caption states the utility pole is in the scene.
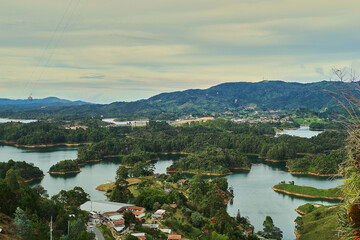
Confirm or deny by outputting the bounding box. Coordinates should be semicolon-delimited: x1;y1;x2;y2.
50;216;53;240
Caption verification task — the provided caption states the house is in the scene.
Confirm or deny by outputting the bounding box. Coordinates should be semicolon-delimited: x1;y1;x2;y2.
131;233;146;240
152;209;166;220
177;179;187;186
168;235;182;240
160;229;172;234
119;206;146;218
169;204;177;209
142;224;159;229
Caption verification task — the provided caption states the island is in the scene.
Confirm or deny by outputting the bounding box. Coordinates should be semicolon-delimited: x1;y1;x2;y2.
272;183;343;200
0;160;44;182
166;147;251;175
48;159;81;174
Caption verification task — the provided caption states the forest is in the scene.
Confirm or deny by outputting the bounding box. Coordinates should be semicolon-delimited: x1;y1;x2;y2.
75;119;346;174
0;160;44;181
0;166;94;239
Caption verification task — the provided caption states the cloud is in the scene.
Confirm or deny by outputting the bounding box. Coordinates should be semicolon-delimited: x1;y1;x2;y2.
1;0;360;103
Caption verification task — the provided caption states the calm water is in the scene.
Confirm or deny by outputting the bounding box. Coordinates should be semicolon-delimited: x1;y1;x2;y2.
277;125;323;138
0;127;340;240
0;118;37;123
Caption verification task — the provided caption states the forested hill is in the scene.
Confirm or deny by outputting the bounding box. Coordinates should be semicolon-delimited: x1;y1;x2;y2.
0;97;91;109
147;80;344;112
0;81;356;119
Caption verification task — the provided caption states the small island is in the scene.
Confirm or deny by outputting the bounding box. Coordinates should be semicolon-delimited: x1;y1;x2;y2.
272;183;343;200
166;147;251;175
48;159;81;175
0;160;44;182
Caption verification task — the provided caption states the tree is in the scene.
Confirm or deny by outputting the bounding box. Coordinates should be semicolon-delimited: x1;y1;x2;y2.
258;216;283;240
130;162;154;177
125;234;139;240
190;212;203;228
32;184;49;198
110;179;132;203
123;211;136;225
116;166;128;180
14;207;32;240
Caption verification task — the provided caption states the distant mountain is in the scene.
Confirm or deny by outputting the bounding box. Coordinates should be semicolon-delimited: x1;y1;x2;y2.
0;81;356;119
0;97;92;109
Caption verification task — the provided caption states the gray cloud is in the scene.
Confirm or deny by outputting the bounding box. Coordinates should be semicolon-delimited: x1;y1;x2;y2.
1;0;360;103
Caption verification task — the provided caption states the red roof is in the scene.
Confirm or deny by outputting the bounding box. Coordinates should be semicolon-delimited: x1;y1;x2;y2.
124;206;145;211
168;235;182;240
132;211;144;216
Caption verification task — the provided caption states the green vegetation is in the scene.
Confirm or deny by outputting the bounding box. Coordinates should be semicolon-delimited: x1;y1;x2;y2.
287;150;346;174
0;81;355;120
49;159;80;173
167;147;250;174
76;120;346;174
0;122;113;146
98;224;115;240
294;204;339;240
0;160;43;181
309;121;345;131
0;161;92;239
273;183;342;199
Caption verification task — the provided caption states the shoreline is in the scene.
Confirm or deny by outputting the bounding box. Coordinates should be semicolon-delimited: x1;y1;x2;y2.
295;208;306;215
265;158;288;163
24;175;45;183
0;140;89;148
166;170;233;176
48;170;82;175
272;187;343;200
289;171;342;177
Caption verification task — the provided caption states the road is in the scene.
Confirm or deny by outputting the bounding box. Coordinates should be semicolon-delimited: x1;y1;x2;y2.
87;218;105;240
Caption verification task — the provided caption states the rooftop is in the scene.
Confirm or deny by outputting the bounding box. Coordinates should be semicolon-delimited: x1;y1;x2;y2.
80;200;133;213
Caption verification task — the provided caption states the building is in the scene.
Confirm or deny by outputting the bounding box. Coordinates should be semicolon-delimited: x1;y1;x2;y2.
168;235;182;240
131;233;146;240
152;209;166;220
80;200;134;214
142;224;159;229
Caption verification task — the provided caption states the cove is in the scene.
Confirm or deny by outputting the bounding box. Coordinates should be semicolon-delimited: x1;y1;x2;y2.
0;126;339;240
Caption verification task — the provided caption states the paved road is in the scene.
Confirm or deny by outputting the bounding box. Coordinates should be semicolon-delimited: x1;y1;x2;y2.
87;218;105;240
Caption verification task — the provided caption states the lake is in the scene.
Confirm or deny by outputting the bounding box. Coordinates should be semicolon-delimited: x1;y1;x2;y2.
0;118;37;123
277;125;323;138
0;126;339;240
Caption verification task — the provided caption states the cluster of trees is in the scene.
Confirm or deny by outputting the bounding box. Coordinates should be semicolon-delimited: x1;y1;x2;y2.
0;160;43;181
0;122;112;145
287;150;346;174
0;164;93;239
49;160;80;173
168;147;250;174
309;121;345;131
122;150;158;166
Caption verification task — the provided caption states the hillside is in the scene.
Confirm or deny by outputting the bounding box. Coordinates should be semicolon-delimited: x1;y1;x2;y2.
0;97;91;109
0;80;355;119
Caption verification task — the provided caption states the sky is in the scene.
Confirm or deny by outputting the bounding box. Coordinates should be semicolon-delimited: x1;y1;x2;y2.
1;0;360;103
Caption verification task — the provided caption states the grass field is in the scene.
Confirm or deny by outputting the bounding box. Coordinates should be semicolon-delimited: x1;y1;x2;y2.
273;183;342;199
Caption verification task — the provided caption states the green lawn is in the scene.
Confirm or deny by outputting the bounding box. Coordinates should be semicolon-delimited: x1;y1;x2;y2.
295;204;340;240
273;184;342;199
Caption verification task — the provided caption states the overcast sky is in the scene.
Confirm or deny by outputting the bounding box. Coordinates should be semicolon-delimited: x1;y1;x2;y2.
1;0;360;103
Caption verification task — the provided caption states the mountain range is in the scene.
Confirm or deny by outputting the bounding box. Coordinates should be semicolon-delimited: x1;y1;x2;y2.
0;81;355;119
